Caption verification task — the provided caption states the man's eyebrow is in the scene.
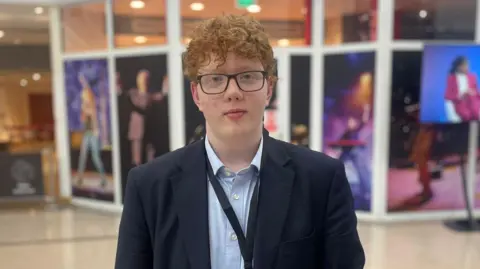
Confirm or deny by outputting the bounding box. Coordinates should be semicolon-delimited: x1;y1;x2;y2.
199;66;260;75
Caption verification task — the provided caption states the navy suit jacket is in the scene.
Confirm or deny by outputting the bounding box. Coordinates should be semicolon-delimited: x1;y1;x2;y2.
115;132;365;269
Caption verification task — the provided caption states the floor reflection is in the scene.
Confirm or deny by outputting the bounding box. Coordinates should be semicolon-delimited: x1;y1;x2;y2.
0;208;479;269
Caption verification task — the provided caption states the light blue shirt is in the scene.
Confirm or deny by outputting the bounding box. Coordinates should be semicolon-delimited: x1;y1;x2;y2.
205;136;263;269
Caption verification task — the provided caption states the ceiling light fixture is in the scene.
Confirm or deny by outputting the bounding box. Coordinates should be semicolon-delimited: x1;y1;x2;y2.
246;4;261;13
190;3;205;11
134;36;147;44
32;73;41;81
419;10;428;19
0;30;4;39
277;39;290;47
34;7;44;15
130;0;145;9
20;79;28;87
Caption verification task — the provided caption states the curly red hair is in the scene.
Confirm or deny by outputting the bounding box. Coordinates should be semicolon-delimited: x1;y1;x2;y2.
183;14;276;82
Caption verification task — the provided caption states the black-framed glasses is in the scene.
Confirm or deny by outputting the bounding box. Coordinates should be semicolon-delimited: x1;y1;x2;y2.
196;71;267;95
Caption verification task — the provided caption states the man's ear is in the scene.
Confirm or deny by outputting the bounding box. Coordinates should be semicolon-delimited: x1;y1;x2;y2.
191;82;203;112
265;77;275;106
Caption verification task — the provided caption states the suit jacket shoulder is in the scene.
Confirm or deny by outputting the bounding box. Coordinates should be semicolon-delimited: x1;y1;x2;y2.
275;139;344;183
128;141;200;190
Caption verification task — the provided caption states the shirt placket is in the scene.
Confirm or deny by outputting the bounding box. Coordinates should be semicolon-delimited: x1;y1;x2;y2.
223;170;243;268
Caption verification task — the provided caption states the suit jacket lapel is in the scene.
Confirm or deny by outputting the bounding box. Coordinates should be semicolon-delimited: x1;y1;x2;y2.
171;141;211;269
254;136;295;268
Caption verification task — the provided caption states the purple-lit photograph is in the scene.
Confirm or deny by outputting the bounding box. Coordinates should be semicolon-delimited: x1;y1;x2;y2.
64;58;115;202
322;52;375;211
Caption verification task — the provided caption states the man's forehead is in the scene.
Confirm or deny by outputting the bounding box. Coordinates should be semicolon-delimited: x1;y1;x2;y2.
198;54;262;73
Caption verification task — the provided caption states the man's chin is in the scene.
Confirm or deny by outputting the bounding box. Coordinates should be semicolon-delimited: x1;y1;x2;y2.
220;124;253;137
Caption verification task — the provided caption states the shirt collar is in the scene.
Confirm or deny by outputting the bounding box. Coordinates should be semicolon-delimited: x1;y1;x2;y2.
205;135;263;175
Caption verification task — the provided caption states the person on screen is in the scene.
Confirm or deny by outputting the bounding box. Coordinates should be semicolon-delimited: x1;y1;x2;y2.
444;56;480;121
127;71;168;166
401;104;435;207
75;73;107;189
115;14;365;269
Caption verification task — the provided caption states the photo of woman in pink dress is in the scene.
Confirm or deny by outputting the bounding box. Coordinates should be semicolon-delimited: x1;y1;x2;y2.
125;70;168;166
444;56;480;121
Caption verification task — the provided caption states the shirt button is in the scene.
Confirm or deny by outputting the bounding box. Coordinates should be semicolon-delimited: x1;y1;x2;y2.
230;233;238;241
232;194;240;200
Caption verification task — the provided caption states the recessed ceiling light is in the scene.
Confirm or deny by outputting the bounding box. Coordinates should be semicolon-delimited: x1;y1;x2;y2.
130;0;145;9
134;36;147;44
190;3;205;11
419;10;428;18
20;79;28;87
277;39;290;47
32;73;41;81
0;30;4;39
247;4;261;13
34;7;44;15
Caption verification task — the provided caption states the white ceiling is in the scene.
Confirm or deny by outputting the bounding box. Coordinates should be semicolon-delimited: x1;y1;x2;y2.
0;5;50;45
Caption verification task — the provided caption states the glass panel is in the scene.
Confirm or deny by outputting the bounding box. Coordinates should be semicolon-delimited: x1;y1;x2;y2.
322;52;376;211
113;0;167;47
290;55;310;148
180;0;311;46
388;51;470;212
62;3;107;52
394;0;476;40
64;59;115;201
115;54;170;201
324;0;377;45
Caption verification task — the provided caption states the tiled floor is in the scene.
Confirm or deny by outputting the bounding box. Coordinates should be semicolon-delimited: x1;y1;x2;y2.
0;208;479;269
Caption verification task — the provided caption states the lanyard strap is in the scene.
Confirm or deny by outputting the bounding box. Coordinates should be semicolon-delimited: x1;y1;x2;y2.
205;157;260;269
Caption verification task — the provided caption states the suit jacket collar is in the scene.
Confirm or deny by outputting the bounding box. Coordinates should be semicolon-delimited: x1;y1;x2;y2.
204;134;264;175
171;129;295;269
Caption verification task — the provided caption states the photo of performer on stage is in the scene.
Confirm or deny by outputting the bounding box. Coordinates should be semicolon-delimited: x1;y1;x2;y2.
420;45;480;123
116;55;170;201
388;51;474;212
322;52;375;211
65;59;115;202
444;56;480;122
124;70;168;166
75;73;107;189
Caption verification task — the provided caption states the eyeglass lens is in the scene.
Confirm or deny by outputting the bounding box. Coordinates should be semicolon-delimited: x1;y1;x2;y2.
200;71;265;94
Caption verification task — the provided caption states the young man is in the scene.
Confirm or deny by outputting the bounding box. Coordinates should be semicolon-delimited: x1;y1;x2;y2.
115;15;365;269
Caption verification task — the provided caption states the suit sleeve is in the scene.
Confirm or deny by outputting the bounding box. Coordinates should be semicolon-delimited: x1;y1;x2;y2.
323;161;366;269
115;167;153;269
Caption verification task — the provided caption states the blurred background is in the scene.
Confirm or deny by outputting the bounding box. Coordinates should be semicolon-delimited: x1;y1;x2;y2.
0;0;480;268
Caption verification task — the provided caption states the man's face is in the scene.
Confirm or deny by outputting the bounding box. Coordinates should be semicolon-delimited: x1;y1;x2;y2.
191;52;273;139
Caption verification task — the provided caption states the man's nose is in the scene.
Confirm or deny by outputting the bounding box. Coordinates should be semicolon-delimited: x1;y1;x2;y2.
224;77;243;100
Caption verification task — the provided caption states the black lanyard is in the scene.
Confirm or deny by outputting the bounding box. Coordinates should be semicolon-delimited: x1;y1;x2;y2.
204;145;263;269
